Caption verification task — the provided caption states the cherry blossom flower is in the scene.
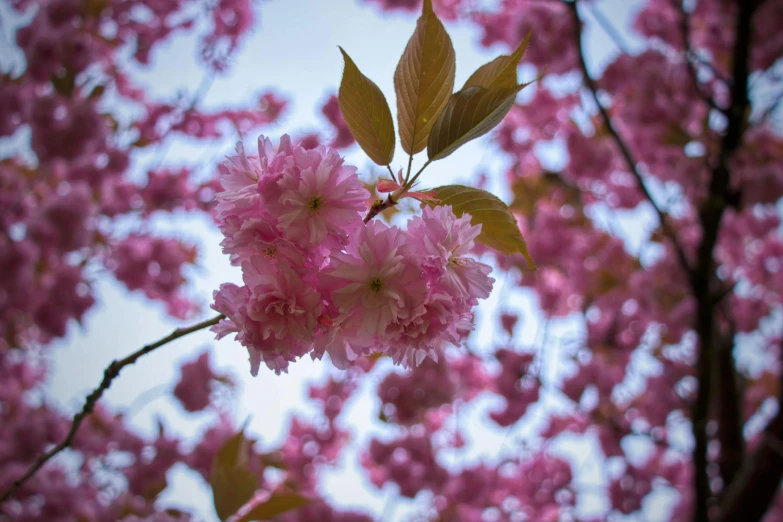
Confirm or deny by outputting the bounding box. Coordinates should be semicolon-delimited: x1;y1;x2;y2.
275;147;368;248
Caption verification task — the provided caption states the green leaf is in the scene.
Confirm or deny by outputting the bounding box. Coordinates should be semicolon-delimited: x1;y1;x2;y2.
338;47;395;166
210;431;260;521
463;31;532;89
236;493;311;522
394;0;456;155
427;185;535;269
427;84;529;161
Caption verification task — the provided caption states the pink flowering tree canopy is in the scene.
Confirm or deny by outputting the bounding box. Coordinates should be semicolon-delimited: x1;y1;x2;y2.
2;0;783;520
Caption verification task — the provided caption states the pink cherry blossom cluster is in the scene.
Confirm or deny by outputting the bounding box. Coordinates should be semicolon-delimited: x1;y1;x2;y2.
211;134;495;374
1;349;191;520
489;349;540;427
1;0;287;349
0;340;381;521
320;94;355;149
108;235;199;319
364;429;449;498
473;0;578;75
377;351;489;426
173;351;229;412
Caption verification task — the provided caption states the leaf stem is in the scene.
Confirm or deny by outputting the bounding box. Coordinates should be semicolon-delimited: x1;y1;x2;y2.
404;159;432;191
0;313;225;504
405;154;414;184
386;164;395;179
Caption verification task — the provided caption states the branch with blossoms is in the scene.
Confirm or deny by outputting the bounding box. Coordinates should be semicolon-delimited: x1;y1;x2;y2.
0;314;224;504
568;0;694;281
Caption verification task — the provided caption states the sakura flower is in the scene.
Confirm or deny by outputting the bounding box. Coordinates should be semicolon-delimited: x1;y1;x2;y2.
241;258;323;342
386;290;463;367
215;135;296;245
212;258;323;375
408;205;494;303
275;146;368;248
320;220;426;358
220;215;306;269
217;141;259;191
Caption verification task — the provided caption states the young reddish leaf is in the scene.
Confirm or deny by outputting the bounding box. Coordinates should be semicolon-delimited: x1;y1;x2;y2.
426;185;535;269
394;0;456;155
376;177;440;202
236;493;311;522
427;84;530;161
210;431;260;521
376;178;400;192
338;47;395;166
463;31;532;89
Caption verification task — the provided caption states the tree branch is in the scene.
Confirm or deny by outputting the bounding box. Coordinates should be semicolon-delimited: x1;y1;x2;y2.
691;0;756;519
716;337;783;522
567;0;693;281
363;194;397;223
715;313;743;491
0;313;225;504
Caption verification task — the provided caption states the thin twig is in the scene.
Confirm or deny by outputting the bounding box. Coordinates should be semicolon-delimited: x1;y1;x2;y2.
587;3;631;55
362;159;432;223
567;0;693;281
146;73;216;173
363;194;397;223
0;313;225;503
674;0;724;112
689;51;732;86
